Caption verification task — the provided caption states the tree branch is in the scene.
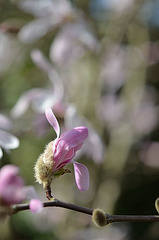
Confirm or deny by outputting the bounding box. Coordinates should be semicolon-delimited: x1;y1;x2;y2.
11;198;159;225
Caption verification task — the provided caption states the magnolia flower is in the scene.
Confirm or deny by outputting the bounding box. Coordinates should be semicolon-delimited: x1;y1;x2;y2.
0;165;25;205
35;108;89;199
0;165;43;214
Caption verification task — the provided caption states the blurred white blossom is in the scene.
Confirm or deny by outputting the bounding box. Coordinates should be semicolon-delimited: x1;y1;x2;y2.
0;114;19;159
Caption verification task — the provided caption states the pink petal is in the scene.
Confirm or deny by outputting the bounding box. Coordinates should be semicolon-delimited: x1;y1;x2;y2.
73;162;89;191
54;127;88;161
45;108;60;138
29;199;43;213
54;144;83;170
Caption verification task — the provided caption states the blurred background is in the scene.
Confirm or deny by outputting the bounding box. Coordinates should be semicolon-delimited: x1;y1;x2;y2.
1;0;159;239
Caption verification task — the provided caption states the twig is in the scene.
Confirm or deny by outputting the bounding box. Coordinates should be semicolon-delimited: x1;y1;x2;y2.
11;198;159;225
11;198;93;215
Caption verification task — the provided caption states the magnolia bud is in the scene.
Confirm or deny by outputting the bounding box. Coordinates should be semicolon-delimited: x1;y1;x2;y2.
92;208;108;227
155;197;159;213
34;141;71;200
34;141;54;200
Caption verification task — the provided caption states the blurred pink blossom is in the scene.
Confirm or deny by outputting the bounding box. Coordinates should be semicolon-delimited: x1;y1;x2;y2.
0;166;43;213
11;69;64;118
98;94;126;127
101;44;145;91
45;108;89;191
132;103;158;136
100;45;127;91
131;89;158;136
50;22;98;65
18;0;74;43
0;165;24;204
140;142;159;168
29;199;43;213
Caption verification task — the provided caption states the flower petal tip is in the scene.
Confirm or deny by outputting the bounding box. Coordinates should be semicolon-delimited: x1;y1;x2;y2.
45;107;60;138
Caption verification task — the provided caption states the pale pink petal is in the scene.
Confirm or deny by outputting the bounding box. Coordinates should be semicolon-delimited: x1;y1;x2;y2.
45;108;60;138
73;162;89;191
29;199;43;213
54;144;83;170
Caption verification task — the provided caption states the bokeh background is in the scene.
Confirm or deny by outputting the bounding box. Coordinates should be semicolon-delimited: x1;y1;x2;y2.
1;0;159;239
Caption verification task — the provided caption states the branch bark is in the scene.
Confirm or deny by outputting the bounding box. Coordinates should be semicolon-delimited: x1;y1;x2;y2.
11;198;159;225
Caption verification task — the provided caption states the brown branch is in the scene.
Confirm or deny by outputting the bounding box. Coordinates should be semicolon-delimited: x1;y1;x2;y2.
11;198;93;215
11;198;159;225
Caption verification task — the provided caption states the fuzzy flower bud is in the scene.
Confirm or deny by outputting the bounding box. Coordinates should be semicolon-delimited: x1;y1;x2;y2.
92;208;108;227
155;197;159;213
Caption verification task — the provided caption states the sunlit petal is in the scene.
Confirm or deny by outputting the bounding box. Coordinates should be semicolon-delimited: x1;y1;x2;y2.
45;108;60;138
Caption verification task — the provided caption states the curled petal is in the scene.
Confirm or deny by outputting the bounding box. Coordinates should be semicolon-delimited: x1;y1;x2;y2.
29;199;43;213
0;129;20;149
54;127;88;160
45;108;60;138
53;127;88;169
73;161;89;191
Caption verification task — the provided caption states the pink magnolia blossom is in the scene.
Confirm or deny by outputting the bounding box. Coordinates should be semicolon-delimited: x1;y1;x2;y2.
0;165;43;214
0;165;24;204
45;108;89;192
